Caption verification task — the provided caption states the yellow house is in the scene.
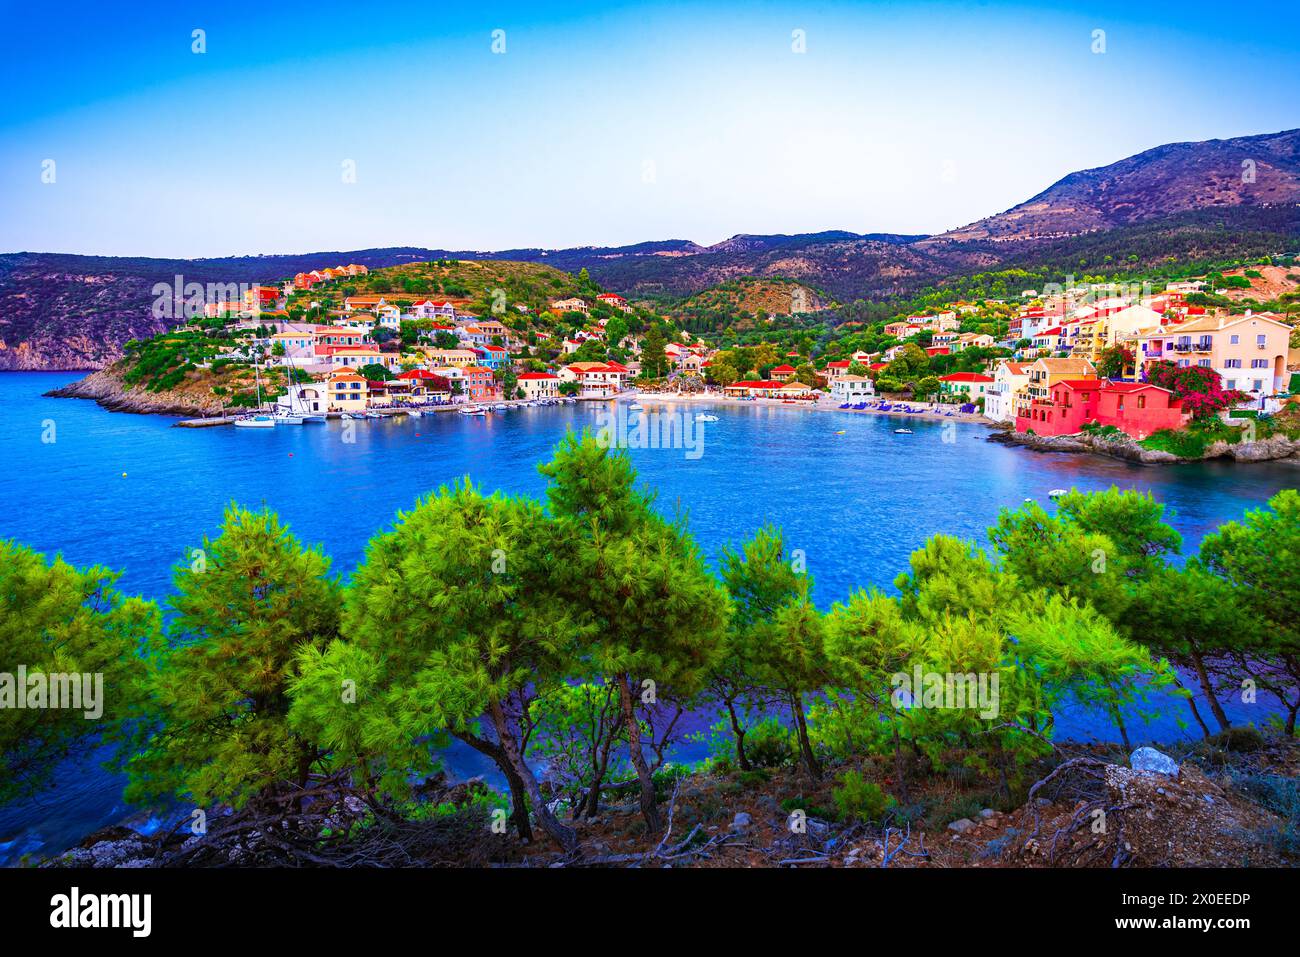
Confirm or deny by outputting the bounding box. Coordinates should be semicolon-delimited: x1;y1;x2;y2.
327;371;369;411
421;348;478;367
1135;311;1291;400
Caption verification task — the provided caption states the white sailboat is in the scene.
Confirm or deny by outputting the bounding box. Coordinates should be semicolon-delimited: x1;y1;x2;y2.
275;376;305;424
235;359;276;428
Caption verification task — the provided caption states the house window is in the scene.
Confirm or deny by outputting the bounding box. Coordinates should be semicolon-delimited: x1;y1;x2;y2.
1257;334;1267;348
1230;334;1239;344
1253;380;1263;392
1225;359;1241;369
1251;358;1268;369
1137;395;1146;409
1198;359;1211;367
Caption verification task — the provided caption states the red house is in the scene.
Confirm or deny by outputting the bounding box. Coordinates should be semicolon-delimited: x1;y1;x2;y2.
1017;379;1189;439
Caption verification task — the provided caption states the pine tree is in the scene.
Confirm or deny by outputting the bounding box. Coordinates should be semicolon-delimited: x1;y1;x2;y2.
1200;490;1300;733
539;432;728;833
719;527;826;779
125;506;341;809
293;482;581;849
0;542;159;802
640;323;668;381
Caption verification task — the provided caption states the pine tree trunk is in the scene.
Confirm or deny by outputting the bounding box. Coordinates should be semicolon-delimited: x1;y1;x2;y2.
789;689;821;780
1185;694;1212;739
582;747;611;818
892;727;909;803
1189;651;1230;732
617;674;661;834
725;697;752;771
486;703;577;851
453;730;533;842
1283;655;1300;736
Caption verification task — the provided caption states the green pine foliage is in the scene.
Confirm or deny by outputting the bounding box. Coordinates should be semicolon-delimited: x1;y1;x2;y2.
123;505;341;809
0;542;160;802
3;450;1294;854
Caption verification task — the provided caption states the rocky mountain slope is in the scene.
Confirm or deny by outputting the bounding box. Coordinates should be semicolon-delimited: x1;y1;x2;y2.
937;128;1300;243
4;129;1299;370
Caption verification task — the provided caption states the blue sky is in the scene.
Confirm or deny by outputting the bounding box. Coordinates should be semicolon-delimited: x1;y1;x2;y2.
1;0;1297;257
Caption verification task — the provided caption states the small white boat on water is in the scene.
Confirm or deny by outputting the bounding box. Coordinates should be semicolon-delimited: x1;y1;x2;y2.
406;409;423;418
458;406;487;416
1048;488;1068;499
695;413;719;422
628;402;644;411
494;404;508;411
234;414;276;429
235;361;276;428
302;414;326;423
894;428;913;435
274;413;304;425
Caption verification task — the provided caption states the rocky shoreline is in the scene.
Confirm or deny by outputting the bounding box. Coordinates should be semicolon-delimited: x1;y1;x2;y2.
44;366;229;418
987;423;1300;466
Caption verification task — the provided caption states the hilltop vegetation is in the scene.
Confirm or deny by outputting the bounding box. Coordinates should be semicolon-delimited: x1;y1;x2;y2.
671;277;834;336
297;259;593;316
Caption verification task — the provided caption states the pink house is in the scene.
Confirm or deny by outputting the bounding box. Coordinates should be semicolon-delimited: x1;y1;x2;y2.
1017;379;1189;439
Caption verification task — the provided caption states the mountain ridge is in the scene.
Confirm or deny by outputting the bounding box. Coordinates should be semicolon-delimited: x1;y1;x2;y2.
3;128;1298;369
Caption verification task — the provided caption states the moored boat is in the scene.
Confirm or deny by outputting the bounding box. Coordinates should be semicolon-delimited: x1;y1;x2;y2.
234;414;275;428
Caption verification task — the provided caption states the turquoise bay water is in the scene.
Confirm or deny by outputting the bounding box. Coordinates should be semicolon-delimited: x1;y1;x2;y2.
1;371;1295;861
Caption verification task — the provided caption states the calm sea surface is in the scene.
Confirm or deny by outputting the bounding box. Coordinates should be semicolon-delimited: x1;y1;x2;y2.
1;371;1295;862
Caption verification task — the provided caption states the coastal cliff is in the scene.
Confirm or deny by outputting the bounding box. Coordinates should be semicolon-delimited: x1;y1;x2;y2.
45;365;229;418
989;425;1300;466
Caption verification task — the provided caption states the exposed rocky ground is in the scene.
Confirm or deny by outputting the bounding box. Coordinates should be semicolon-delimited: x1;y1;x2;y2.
44;365;229;417
988;424;1300;466
35;736;1299;869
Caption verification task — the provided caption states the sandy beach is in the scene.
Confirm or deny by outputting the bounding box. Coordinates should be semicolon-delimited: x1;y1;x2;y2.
629;389;994;427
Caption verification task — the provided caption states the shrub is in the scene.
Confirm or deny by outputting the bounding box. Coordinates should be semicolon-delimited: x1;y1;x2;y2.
831;770;895;823
736;769;771;788
745;718;796;768
1235;774;1300;858
780;795;837;821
